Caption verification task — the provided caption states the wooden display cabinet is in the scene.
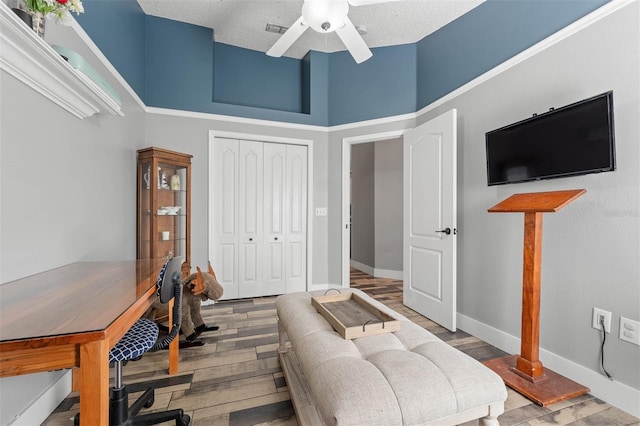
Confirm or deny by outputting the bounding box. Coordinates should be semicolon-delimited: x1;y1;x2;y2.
137;147;192;268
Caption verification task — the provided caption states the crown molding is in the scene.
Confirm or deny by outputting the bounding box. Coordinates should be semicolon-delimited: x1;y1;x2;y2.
0;3;123;119
68;18;146;112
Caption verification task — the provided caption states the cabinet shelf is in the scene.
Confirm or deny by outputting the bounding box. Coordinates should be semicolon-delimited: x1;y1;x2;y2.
0;3;123;119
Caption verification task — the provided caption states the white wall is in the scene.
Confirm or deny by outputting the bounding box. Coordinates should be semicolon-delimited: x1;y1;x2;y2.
0;21;146;425
350;143;375;267
374;138;403;273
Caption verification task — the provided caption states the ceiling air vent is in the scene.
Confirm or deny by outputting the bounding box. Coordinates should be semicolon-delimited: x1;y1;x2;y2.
265;23;289;34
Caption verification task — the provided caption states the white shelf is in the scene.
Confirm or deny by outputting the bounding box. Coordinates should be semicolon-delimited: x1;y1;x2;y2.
0;2;124;119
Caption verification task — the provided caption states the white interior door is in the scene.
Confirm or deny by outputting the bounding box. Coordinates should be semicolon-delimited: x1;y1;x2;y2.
213;138;239;299
238;141;263;298
285;144;308;293
263;143;286;296
403;109;457;331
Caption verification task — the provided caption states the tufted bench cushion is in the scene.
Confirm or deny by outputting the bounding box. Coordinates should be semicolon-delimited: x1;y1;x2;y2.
276;289;507;425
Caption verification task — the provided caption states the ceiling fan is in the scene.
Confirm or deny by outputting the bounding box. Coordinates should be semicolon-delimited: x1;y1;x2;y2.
266;0;400;64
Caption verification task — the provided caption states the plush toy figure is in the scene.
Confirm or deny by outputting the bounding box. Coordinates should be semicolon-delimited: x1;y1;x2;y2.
146;261;224;344
181;262;224;341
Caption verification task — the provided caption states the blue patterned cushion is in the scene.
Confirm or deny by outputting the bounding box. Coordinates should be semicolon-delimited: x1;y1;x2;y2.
109;318;159;363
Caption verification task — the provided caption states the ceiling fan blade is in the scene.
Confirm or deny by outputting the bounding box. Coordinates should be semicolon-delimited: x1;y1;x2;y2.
266;16;308;57
348;0;402;6
335;17;372;64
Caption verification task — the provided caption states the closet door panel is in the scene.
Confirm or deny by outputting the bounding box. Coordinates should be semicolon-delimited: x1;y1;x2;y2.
286;145;308;293
213;138;239;299
239;141;263;298
263;143;287;295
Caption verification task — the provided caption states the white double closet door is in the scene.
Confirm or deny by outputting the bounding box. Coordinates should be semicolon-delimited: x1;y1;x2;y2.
213;138;307;299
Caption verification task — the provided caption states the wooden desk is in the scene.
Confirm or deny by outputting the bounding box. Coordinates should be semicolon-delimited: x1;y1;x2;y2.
0;260;175;425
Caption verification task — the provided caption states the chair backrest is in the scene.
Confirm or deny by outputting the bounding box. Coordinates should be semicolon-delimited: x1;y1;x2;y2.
150;256;184;352
158;256;183;304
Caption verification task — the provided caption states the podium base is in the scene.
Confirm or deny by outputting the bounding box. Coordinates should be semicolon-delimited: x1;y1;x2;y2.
483;355;590;406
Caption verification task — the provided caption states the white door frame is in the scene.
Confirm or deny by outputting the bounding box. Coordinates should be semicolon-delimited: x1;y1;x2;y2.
341;130;409;288
209;130;314;291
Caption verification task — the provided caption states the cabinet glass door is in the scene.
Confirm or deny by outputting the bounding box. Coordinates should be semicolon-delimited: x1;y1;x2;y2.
156;162;188;260
137;159;152;259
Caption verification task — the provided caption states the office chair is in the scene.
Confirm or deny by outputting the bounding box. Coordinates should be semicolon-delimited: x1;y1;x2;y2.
75;256;190;426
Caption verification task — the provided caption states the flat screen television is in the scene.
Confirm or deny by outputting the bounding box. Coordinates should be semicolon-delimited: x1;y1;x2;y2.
485;91;615;186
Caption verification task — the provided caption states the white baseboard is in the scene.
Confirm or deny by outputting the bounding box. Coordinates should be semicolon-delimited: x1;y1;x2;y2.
457;313;640;418
11;371;72;426
350;260;402;280
373;268;403;280
350;260;374;276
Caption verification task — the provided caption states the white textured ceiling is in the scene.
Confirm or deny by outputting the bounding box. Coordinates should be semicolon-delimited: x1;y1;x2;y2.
136;0;485;59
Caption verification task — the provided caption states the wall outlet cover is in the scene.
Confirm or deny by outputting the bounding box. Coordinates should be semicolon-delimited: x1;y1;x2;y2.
619;317;640;345
592;307;612;333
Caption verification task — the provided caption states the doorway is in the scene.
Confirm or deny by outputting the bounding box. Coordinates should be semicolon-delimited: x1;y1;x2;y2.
341;110;458;331
341;130;407;288
349;138;404;280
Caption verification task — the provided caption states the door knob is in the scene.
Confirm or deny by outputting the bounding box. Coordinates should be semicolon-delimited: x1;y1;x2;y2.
436;228;451;235
274;237;278;241
249;238;253;241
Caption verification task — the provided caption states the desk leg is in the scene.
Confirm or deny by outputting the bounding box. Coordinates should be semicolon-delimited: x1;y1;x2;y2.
79;340;109;425
72;368;80;392
168;299;179;374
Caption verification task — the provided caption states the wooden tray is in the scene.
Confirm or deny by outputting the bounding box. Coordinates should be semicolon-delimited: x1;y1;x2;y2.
311;292;400;339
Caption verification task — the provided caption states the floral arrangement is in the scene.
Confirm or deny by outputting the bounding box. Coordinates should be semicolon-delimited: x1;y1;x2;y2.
24;0;84;23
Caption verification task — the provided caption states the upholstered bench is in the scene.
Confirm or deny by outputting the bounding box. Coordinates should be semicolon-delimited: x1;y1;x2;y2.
276;289;507;425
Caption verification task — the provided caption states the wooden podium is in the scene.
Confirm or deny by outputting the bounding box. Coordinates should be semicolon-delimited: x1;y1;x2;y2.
483;189;589;406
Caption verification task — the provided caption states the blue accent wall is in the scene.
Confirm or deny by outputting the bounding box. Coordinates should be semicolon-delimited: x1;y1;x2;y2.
307;51;330;126
328;44;416;125
76;0;610;126
302;52;312;114
144;16;214;111
75;0;146;100
416;0;610;109
214;43;304;113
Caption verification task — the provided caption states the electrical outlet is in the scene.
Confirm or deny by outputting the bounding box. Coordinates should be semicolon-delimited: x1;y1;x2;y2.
592;308;612;333
619;317;640;345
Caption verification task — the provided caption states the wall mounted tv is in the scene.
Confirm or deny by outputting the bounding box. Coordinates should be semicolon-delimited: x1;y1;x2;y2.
485;91;615;186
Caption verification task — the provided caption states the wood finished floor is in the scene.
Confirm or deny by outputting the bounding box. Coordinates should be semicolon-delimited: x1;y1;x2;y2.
43;269;639;426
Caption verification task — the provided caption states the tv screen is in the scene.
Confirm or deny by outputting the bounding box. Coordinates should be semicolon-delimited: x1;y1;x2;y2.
485;91;615;186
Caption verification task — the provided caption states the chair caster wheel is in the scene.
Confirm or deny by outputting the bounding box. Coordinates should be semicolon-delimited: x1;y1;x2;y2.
73;413;80;426
143;394;154;408
177;414;191;426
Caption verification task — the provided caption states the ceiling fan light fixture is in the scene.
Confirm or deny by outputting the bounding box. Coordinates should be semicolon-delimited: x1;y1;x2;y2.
302;0;348;33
